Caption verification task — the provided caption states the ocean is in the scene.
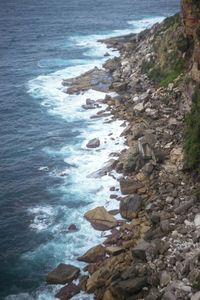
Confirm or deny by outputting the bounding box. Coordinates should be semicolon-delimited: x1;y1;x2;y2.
0;0;180;299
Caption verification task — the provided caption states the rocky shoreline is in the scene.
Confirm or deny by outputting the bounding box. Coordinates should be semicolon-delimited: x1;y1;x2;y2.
47;7;200;300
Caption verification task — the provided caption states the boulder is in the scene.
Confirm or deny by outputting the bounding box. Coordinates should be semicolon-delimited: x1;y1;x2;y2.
120;195;142;220
77;244;105;263
55;283;80;300
132;241;152;261
103;57;120;72
84;206;118;231
106;246;124;256
86;138;100;148
82;104;95;110
87;159;116;178
46;264;80;284
115;277;147;295
138;134;157;161
120;178;143;195
68;224;77;231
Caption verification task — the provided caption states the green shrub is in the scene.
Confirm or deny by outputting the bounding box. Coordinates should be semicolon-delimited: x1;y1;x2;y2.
177;33;189;53
159;70;179;87
184;87;200;169
196;24;200;41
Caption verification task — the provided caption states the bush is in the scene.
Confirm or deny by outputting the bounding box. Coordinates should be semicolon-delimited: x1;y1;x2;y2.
177;33;189;53
184;87;200;169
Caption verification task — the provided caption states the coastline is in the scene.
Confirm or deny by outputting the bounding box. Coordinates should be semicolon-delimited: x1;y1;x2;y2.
47;14;200;300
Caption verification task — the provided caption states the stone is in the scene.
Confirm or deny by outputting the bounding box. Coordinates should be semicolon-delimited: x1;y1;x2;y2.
132;241;151;261
160;271;171;287
138;134;157;161
194;214;200;227
162;291;176;300
120;194;142;220
77;244;105;263
78;275;89;291
191;292;200;300
87;159;116;178
68;224;77;231
86;138;100;148
134;102;144;113
55;283;80;300
84;206;118;231
174;200;193;215
46;264;80;284
120;178;143;195
86;98;95;105
115;277;147;295
106;246;124;256
82;104;95;110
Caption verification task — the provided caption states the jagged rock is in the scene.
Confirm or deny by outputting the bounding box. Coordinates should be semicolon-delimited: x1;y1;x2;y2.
120;194;142;220
46;264;80;284
82;104;95;109
84;206;118;231
86;138;100;148
77;244;105;263
55;283;80;300
103;57;120;72
138;133;157;161
120;178;143;194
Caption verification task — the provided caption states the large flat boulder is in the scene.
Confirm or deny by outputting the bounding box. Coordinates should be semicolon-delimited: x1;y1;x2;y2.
46;264;80;284
84;206;118;231
77;244;105;263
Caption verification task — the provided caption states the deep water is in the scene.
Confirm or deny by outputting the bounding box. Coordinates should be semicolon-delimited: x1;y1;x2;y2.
0;0;180;299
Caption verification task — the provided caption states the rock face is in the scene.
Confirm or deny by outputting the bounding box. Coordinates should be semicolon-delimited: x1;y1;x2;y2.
84;206;118;230
181;0;200;83
86;138;100;148
46;264;80;284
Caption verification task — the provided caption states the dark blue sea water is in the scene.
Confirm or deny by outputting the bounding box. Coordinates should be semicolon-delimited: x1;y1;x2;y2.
0;0;180;299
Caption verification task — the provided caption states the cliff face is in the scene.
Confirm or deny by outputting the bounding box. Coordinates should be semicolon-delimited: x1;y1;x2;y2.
181;0;200;82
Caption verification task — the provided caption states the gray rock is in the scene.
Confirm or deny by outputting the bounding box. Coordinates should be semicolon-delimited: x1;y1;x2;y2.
160;220;170;233
174;200;194;215
160;271;171;287
132;241;151;261
86;138;100;148
162;291;176;300
116;277;147;295
120;194;142;220
191;292;200;300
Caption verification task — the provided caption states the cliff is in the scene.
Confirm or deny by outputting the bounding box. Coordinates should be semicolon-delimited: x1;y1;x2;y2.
48;2;200;300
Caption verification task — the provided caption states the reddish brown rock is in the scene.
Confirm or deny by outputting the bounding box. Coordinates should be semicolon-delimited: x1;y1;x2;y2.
84;206;118;231
77;244;105;263
120;178;143;195
55;283;80;300
68;224;77;231
46;264;80;284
